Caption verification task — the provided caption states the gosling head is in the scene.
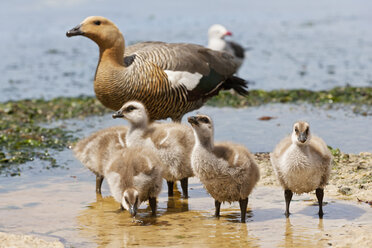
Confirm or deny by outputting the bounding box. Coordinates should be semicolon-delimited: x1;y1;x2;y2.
188;114;214;148
112;101;148;127
122;188;139;217
66;16;122;48
291;121;311;145
208;24;232;40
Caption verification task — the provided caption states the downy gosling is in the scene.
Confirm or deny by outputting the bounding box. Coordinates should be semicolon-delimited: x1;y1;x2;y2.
188;114;260;223
270;121;332;218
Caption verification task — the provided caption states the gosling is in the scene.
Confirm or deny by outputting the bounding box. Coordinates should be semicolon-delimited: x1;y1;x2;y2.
270;121;332;218
105;147;163;217
73;126;127;194
188;114;260;223
112;101;194;198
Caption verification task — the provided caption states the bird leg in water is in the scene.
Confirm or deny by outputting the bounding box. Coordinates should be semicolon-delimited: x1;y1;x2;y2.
149;197;157;216
96;175;104;194
239;198;248;223
215;200;221;217
180;177;189;198
316;188;324;218
167;181;174;197
284;189;293;218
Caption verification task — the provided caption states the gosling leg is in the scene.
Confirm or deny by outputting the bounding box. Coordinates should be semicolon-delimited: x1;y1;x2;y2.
167;181;174;197
316;188;324;218
239;198;249;223
180;177;189;198
96;175;104;194
215;200;221;217
284;189;293;218
149;197;157;216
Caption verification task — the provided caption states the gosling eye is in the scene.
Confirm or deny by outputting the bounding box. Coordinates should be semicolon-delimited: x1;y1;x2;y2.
126;105;136;112
305;128;309;134
295;127;299;133
93;20;101;25
200;117;210;124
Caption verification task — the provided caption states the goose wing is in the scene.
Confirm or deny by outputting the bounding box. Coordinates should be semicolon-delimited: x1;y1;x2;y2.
124;42;239;99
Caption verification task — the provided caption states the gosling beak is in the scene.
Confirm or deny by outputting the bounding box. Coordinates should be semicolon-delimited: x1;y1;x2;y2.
187;116;198;126
129;205;137;217
298;132;307;143
112;110;124;119
66;24;84;37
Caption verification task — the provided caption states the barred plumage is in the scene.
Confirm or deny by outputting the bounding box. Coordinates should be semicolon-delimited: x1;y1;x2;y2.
67;16;248;121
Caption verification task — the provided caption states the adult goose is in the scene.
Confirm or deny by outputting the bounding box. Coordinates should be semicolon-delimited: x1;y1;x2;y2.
66;16;248;122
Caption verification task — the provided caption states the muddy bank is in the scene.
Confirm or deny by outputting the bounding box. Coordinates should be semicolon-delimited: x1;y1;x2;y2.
255;152;372;203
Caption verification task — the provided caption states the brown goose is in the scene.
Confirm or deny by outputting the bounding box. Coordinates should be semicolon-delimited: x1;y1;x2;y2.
66;16;248;122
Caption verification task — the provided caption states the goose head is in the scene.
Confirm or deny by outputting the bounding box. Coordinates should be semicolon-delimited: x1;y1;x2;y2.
188;114;214;149
112;101;149;127
66;16;123;49
291;121;311;145
208;24;232;40
122;188;139;217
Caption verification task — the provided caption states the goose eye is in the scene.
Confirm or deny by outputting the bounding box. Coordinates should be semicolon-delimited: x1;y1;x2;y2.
94;20;101;25
126;106;136;112
200;117;210;123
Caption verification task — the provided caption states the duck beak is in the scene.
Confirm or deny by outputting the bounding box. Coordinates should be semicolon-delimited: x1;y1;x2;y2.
298;132;307;143
187;116;198;126
112;109;124;119
66;24;84;37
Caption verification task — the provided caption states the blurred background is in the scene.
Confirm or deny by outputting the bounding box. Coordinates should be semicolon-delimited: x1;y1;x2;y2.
1;0;371;101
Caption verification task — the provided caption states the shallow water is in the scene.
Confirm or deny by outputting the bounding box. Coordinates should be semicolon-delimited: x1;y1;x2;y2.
59;104;372;153
1;0;371;102
0;152;371;247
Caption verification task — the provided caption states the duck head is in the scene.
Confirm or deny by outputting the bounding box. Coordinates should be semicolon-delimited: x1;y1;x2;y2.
188;114;214;149
112;101;149;127
66;16;123;49
122;188;139;217
291;121;311;145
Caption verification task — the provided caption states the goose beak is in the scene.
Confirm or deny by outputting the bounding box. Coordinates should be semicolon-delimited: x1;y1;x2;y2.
187;116;198;126
112;109;125;119
298;132;307;143
66;24;84;37
129;205;137;217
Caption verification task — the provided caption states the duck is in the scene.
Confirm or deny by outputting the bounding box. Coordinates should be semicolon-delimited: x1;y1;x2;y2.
73;126;127;194
112;101;195;198
105;146;163;217
187;114;260;223
207;24;246;71
66;16;248;122
270;121;332;218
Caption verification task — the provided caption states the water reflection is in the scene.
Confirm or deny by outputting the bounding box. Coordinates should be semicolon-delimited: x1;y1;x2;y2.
77;194;260;247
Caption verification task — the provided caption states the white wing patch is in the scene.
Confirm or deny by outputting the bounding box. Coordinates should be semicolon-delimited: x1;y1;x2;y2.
164;70;203;91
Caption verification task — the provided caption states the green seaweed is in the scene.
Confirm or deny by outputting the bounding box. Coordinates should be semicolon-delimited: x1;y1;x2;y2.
0;86;371;176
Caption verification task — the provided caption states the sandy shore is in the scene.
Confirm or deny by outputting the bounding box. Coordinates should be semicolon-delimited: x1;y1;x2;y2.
0;232;63;248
